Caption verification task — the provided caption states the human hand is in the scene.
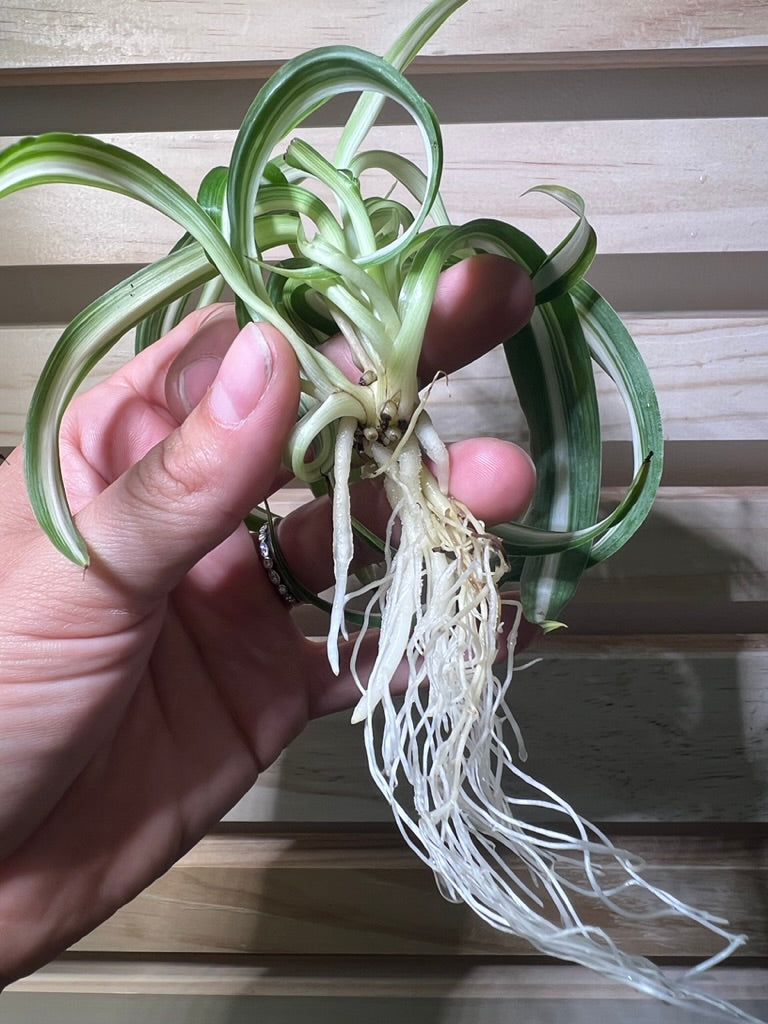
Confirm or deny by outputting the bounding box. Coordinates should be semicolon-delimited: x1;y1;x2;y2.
0;254;535;983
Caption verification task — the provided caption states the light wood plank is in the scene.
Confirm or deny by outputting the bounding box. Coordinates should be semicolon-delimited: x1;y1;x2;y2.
577;487;767;604
2;317;766;448
425;315;768;445
252;486;768;608
69;830;768;958
2;119;767;266
10;957;768;1003
2;0;767;72
226;635;768;825
3;973;766;1024
0;329;134;447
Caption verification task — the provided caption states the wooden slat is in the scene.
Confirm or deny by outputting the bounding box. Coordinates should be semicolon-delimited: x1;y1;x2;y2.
0;329;134;446
2;119;767;266
224;635;768;825
2;0;767;73
576;488;767;603
260;487;768;610
4;964;766;1024
68;830;767;958
9;958;767;1001
2;317;766;447
426;316;768;444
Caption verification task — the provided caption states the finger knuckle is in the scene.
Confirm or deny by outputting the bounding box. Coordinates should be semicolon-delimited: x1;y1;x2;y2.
134;433;213;512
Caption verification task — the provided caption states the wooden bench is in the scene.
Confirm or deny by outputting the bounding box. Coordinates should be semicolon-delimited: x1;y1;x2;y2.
1;0;766;1019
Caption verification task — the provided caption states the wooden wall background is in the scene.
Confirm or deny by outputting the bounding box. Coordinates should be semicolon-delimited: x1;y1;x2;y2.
1;0;767;1020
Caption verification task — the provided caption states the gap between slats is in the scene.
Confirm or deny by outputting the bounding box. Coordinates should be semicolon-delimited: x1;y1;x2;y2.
3;45;768;88
2;59;766;134
3;258;768;318
2;443;766;489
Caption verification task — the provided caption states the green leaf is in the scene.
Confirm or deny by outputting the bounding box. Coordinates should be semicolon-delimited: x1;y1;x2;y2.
133;234;199;352
23;245;217;565
572;281;664;563
254;181;348;252
506;296;602;626
335;0;470;164
227;45;443;287
492;451;653;554
528;185;597;304
134;167;230;352
349;150;451;227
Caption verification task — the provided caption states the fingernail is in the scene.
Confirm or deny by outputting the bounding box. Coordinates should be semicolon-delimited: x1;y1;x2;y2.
179;356;221;414
208;323;273;426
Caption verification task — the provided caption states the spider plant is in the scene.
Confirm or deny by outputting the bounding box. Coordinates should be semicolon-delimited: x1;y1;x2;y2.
0;1;758;1020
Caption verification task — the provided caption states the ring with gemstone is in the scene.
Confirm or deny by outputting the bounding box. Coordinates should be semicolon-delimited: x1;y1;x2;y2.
252;522;300;605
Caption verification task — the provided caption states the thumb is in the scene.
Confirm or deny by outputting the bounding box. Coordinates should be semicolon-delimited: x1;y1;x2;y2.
75;322;299;603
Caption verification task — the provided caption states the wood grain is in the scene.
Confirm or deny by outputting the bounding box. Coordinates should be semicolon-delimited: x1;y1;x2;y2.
224;635;768;825
424;316;768;445
5;963;765;1024
2;317;766;448
9;957;767;1001
2;119;767;266
2;0;767;72
67;830;767;958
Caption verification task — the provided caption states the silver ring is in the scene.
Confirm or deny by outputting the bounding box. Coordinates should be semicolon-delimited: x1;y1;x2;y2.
253;523;300;605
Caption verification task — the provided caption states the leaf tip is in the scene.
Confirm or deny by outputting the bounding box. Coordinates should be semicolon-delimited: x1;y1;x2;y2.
539;619;568;634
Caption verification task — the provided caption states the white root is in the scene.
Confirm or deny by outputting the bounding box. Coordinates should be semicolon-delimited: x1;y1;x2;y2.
326;416;357;675
334;429;760;1024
